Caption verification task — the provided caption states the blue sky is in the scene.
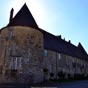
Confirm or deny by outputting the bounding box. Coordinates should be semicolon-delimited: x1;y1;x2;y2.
0;0;88;52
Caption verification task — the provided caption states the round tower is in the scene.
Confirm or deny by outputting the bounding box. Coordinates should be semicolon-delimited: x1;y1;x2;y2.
0;4;44;83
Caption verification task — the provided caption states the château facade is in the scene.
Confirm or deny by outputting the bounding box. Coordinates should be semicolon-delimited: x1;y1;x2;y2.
0;4;88;83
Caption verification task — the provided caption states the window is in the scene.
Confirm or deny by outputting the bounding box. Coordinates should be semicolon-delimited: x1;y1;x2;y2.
10;57;22;70
58;53;61;60
0;66;2;74
44;50;48;57
8;30;13;40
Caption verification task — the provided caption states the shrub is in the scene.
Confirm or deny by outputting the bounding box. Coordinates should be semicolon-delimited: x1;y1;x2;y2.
58;71;65;79
43;68;48;74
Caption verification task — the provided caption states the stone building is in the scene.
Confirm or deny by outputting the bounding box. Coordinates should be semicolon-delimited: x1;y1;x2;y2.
0;3;88;83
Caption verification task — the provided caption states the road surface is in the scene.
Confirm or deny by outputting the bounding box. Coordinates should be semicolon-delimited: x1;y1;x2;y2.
58;80;88;88
0;81;88;88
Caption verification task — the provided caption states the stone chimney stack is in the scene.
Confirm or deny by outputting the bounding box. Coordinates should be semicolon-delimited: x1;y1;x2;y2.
69;40;71;43
57;35;61;39
9;8;14;22
64;38;65;41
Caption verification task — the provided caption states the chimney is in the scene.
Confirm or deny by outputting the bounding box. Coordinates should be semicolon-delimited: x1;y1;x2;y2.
59;35;61;39
68;40;71;43
57;35;61;39
0;30;1;40
9;8;14;22
63;38;65;41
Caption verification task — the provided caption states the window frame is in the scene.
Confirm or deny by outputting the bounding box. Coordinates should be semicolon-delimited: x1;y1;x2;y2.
10;56;22;70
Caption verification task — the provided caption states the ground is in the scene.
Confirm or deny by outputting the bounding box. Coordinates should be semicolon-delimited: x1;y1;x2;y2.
32;80;88;88
1;80;88;88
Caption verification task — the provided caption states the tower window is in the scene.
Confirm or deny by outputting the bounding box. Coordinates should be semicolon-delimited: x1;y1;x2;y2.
10;57;22;70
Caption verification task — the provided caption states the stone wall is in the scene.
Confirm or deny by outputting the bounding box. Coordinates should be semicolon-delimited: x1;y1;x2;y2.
43;50;57;80
43;49;88;79
0;26;44;83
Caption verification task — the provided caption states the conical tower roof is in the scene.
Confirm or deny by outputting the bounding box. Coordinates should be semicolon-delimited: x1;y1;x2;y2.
7;3;39;29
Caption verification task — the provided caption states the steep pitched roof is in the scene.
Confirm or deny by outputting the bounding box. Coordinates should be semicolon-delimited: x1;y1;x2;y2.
40;29;88;60
7;3;39;29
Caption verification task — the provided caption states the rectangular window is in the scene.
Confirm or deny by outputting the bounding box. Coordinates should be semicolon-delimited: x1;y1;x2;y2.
8;30;13;40
44;50;48;57
58;53;61;60
10;57;22;70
